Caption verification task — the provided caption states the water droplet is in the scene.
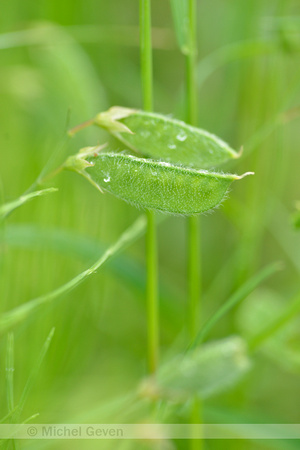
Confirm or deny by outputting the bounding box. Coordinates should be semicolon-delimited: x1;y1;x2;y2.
168;144;176;149
104;176;111;183
159;161;172;167
176;133;187;142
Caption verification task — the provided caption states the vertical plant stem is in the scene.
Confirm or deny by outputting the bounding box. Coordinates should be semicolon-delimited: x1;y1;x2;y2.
186;1;203;448
187;214;200;339
140;0;153;112
186;0;197;127
146;209;159;374
139;0;159;375
186;0;200;340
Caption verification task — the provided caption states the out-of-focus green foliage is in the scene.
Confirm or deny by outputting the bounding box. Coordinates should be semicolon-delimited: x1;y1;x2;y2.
0;188;57;221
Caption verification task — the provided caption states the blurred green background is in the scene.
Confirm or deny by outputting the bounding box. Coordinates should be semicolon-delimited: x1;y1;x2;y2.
1;0;300;449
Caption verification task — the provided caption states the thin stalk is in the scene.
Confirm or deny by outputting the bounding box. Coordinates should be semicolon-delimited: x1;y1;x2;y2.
186;1;203;448
140;0;153;112
139;0;159;375
186;0;197;127
187;214;200;339
186;0;200;341
146;209;159;374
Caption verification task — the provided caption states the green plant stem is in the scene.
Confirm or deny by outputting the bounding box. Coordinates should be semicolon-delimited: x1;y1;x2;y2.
186;1;202;449
140;0;153;112
140;0;159;375
146;209;159;374
187;215;200;339
186;0;197;127
186;0;200;341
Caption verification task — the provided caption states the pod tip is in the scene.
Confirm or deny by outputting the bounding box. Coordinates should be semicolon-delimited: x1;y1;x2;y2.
237;171;255;180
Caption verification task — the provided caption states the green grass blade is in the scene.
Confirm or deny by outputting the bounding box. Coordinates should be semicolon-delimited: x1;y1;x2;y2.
249;292;300;351
0;216;146;334
1;222;183;334
170;0;189;54
16;328;55;419
268;200;300;273
0;407;19;425
190;262;282;348
292;203;300;229
0;188;57;221
0;25;175;51
6;334;14;414
196;39;278;90
22;413;39;424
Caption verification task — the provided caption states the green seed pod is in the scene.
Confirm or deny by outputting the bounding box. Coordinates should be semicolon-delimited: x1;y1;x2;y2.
69;107;240;169
95;107;240;168
65;147;252;215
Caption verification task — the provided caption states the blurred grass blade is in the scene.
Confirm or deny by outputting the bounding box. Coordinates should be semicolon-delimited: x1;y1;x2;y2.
0;216;146;334
16;328;55;419
268;200;300;273
292;203;300;229
170;0;189;54
249;292;300;351
0;25;175;51
144;336;250;401
191;262;282;348
0;188;57;221
0;407;18;424
196;39;277;90
1;222;183;333
6;333;14;413
23;413;39;424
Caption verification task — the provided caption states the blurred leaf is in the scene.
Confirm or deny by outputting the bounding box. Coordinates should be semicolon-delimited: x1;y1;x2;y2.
143;337;251;401
0;188;57;222
14;23;108;145
249;291;300;351
0;216;146;334
292;203;300;230
191;262;282;347
0;223;182;330
205;404;300;447
170;0;189;54
268;200;300;273
262;16;300;53
0;25;175;51
0;408;18;424
237;289;300;372
196;39;278;90
5;334;14;414
16;328;55;419
0;329;52;449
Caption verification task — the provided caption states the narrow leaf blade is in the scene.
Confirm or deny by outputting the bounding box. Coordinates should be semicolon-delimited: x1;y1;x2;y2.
0;216;146;333
0;188;57;221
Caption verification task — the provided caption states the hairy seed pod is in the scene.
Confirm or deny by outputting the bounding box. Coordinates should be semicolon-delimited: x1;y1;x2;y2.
65;147;252;215
92;107;240;169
